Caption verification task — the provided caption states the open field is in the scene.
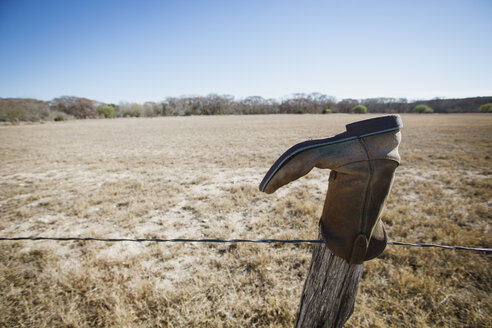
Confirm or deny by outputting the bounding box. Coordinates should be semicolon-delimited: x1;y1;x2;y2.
0;114;491;327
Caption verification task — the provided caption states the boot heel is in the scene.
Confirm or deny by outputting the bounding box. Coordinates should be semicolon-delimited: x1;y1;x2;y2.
346;115;402;137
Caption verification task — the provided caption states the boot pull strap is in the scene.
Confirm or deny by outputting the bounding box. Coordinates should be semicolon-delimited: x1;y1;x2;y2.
349;234;368;264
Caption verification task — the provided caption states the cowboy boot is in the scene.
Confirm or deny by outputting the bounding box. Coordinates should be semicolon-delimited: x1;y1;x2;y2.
259;115;402;264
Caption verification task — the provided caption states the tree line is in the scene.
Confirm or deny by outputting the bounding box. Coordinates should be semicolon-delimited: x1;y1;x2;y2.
1;93;491;122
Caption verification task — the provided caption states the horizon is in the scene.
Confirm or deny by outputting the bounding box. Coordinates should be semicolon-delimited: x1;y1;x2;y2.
1;0;491;104
2;93;492;106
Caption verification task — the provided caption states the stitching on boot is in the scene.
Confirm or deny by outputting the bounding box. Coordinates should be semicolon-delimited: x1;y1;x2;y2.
359;138;373;234
355;137;374;261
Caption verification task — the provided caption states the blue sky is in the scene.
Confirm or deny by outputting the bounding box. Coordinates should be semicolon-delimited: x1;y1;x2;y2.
1;0;491;103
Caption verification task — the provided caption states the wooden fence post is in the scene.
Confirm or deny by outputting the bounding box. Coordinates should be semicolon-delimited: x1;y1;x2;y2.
294;230;364;328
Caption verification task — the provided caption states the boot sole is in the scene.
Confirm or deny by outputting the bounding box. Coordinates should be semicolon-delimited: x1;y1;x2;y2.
259;115;403;192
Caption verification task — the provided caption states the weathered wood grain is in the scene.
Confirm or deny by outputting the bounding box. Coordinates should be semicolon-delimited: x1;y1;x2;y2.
294;231;364;328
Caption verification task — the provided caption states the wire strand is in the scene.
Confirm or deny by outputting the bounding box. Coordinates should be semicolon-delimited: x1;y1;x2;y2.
0;236;490;253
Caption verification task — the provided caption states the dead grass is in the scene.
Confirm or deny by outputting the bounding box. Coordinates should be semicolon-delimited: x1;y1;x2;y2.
0;114;490;327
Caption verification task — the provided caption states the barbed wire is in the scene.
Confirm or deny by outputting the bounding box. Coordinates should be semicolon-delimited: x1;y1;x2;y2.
0;236;490;253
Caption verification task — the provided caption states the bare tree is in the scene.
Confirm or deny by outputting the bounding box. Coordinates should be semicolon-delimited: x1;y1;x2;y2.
50;96;97;118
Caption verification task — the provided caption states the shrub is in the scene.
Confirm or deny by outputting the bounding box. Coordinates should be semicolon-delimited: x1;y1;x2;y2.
51;96;97;118
351;105;367;114
47;110;72;121
0;98;51;122
122;110;141;117
118;103;143;117
322;109;332;114
478;103;492;113
413;104;433;113
297;109;304;114
97;105;116;118
0;102;25;122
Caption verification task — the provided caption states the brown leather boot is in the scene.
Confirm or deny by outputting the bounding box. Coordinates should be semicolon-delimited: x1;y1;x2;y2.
260;115;402;264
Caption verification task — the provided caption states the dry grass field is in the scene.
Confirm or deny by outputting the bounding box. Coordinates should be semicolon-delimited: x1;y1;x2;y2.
0;114;490;327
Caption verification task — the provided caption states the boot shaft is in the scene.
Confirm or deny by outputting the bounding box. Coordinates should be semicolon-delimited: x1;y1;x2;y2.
321;158;399;264
320;130;401;264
